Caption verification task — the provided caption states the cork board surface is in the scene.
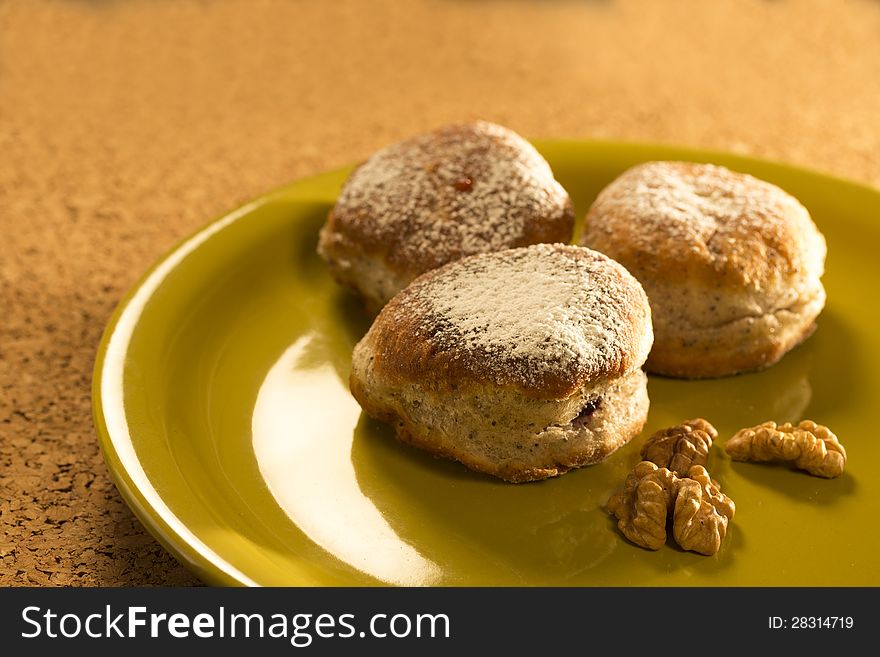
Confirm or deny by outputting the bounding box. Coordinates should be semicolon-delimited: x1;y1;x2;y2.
2;0;879;587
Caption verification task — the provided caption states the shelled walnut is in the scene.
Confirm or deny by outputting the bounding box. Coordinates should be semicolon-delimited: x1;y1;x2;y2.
673;466;736;556
640;418;717;477
606;461;735;555
725;420;846;478
606;462;678;550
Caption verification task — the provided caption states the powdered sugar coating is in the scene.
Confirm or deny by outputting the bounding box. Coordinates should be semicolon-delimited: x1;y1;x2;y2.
581;161;826;289
328;121;573;272
371;244;653;397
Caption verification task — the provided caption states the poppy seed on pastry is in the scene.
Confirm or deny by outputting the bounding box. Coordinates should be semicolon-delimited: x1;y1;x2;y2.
349;243;653;483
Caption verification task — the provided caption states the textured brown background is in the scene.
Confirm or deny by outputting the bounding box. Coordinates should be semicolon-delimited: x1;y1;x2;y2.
1;0;879;586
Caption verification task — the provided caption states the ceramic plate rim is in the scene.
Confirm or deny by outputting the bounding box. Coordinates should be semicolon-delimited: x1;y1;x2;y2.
91;138;880;587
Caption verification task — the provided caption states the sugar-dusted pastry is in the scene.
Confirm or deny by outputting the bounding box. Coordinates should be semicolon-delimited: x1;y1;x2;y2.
580;162;826;378
349;243;653;483
319;121;574;312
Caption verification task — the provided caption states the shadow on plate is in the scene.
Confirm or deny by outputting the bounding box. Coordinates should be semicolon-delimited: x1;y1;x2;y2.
351;414;623;583
644;306;863;438
351;413;747;583
728;461;856;505
289;203;333;284
343;305;862;583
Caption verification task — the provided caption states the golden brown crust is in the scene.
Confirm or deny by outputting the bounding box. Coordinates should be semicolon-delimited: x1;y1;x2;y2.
351;364;650;483
354;391;646;484
579;161;827;378
645;294;822;378
359;243;653;400
318;121;574;309
580;161;825;292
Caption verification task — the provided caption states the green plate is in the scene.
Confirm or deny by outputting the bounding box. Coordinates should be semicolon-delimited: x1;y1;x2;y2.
93;140;880;586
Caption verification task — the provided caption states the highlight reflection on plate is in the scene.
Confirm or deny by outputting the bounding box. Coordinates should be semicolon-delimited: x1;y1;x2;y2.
94;140;880;586
253;335;442;585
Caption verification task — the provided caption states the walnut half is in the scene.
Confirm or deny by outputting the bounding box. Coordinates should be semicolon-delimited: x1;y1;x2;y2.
607;461;735;555
606;462;679;550
673;466;736;556
725;420;846;478
640;418;717;477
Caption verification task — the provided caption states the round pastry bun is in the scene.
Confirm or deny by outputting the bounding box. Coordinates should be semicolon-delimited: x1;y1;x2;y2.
349;243;653;483
318;121;574;313
579;161;826;378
